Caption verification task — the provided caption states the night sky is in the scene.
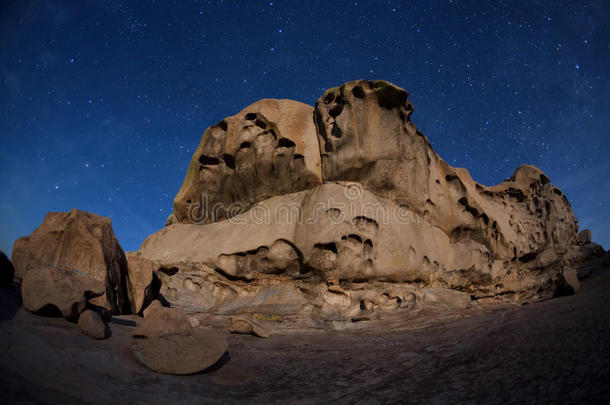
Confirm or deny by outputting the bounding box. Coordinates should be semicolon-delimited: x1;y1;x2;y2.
1;0;609;256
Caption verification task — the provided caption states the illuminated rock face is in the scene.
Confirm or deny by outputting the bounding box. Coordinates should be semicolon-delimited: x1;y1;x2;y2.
172;98;322;225
133;79;603;325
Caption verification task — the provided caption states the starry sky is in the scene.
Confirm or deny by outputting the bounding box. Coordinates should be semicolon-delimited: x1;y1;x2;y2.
1;0;609;256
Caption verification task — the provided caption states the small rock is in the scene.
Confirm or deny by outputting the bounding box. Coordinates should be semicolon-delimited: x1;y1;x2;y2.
229;317;270;338
131;329;228;375
78;310;108;339
142;299;163;317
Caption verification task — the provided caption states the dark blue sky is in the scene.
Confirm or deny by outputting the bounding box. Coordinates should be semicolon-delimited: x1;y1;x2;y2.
1;0;609;255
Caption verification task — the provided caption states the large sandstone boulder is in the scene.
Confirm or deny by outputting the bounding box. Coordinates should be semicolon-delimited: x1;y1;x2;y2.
12;209;131;314
136;80;599;327
21;265;105;321
131;301;228;375
173;99;322;224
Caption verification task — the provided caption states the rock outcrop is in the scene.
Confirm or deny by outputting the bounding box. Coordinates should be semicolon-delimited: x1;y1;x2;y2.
12;80;603;332
133;79;602;327
12;209;131;314
173;99;322;224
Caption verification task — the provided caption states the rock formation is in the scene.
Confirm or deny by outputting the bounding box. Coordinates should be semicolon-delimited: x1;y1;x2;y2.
12;209;130;314
173;99;322;224
130;79;603;327
11;80;605;331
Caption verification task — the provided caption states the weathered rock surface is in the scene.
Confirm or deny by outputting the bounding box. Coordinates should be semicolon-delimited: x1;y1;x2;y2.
230;317;270;338
133;303;192;338
125;254;156;314
77;309;108;339
12;209;130;314
173;99;322;224
130;301;228;375
131;329;228;375
315;80;579;273
0;251;14;287
21;265;105;321
135;79;601;327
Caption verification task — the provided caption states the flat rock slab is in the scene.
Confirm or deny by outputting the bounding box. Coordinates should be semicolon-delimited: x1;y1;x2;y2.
131;329;228;375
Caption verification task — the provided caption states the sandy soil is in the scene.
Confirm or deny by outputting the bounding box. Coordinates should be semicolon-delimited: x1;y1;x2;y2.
1;257;609;404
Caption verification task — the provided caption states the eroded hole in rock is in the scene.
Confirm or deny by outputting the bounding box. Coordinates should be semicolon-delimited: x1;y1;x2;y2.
347;234;362;243
479;213;489;225
293;154;304;160
245;112;257;121
363;239;373;256
331;124;342;138
327;208;342;219
239;141;251;149
519;252;538;263
255;120;267;129
352;86;365;98
353;216;378;228
199;155;220;166
217;120;228;131
506;187;525;202
359;300;366;310
314;242;338;254
324;92;335;104
376;86;407;109
539;174;550;185
214;267;251;283
158;267;179;276
222;154;235;170
329;103;344;118
277;138;296;148
458;197;480;218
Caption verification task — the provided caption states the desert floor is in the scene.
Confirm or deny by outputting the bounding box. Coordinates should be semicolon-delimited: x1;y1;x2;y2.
1;257;609;404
